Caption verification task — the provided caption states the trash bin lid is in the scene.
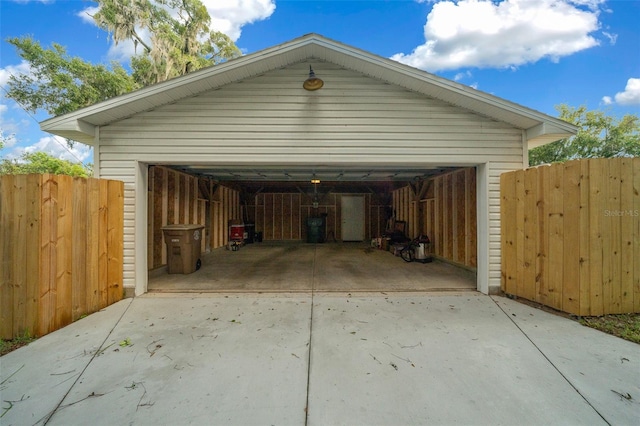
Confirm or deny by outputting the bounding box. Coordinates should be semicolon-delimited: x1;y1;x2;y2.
161;224;204;231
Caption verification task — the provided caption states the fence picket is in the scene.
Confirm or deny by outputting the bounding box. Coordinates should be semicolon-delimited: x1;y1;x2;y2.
107;180;124;304
549;164;565;310
55;175;73;329
1;176;15;339
579;160;591;315
86;178;100;313
606;158;622;313
589;161;605;316
500;172;516;294
515;170;526;298
536;166;549;305
72;177;88;321
25;174;41;335
39;174;57;335
563;160;581;315
522;168;538;302
12;175;27;337
634;158;640;312
619;158;634;312
98;179;109;308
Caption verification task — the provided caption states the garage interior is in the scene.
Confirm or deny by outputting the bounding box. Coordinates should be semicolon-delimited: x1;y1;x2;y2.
147;164;478;292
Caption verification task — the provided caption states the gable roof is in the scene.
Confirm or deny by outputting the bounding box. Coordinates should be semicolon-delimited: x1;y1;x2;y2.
41;33;577;148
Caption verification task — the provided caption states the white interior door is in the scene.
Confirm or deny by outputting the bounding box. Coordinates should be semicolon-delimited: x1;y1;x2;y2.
341;195;365;241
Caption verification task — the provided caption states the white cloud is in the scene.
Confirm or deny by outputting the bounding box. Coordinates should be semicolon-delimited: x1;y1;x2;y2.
11;135;93;163
602;31;617;45
0;105;18;149
453;70;472;81
602;78;640;106
0;61;32;87
1;61;39;145
391;0;603;72
77;5;100;24
204;0;276;41
0;107;25;149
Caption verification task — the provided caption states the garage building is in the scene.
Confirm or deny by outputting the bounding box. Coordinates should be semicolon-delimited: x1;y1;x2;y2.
41;34;577;296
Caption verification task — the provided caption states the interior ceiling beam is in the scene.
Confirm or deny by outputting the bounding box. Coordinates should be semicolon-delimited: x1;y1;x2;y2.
165;166;467;197
169;165;461;182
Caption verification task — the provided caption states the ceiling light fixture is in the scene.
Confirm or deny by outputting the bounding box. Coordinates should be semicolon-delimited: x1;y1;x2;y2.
303;66;324;91
311;176;320;208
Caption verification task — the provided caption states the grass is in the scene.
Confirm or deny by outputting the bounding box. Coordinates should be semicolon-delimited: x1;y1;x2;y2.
0;332;36;357
579;313;640;344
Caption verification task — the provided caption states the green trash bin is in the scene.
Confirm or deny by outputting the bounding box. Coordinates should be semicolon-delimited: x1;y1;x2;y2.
162;224;204;274
306;217;325;243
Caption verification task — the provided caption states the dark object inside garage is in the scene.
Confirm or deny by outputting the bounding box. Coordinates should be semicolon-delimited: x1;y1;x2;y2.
147;164;478;292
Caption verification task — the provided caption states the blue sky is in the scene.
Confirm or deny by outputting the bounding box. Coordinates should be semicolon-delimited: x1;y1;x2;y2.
1;0;639;166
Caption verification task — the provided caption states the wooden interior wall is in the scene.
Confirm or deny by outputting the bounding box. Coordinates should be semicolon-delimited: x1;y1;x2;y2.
393;167;477;269
501;158;639;316
248;192;387;242
0;174;123;340
392;186;417;238
430;168;477;268
147;166;240;270
210;185;241;250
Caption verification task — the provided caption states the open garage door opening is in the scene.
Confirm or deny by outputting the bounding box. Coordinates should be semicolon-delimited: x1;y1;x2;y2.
146;164;478;293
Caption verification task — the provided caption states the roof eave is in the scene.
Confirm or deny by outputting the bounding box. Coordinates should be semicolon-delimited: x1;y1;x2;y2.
525;121;578;149
41;118;96;145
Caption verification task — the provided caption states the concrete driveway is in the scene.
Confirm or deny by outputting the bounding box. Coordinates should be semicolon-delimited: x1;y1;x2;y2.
2;292;638;425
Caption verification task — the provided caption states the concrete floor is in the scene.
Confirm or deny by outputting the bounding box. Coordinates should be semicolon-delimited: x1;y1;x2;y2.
2;293;639;425
148;242;476;293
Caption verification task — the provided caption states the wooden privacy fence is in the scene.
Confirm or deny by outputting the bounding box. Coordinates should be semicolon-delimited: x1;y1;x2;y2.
1;174;124;340
501;158;639;316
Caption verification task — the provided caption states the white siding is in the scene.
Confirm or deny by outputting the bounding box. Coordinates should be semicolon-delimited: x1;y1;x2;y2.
98;62;524;294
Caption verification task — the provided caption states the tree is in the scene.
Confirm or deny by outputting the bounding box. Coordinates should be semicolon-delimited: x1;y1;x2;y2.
4;0;240;118
0;151;90;177
93;0;240;85
529;105;640;166
0;129;16;152
5;37;137;117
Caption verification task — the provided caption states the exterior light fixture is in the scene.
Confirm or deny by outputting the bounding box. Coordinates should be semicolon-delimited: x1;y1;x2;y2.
303;66;324;91
311;179;321;184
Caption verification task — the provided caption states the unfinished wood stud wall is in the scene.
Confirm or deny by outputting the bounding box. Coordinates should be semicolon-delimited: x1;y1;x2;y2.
249;192;387;242
393;167;477;269
147;166;240;270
